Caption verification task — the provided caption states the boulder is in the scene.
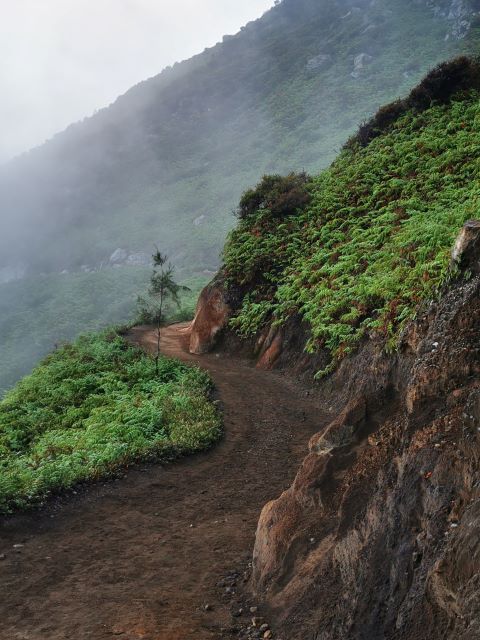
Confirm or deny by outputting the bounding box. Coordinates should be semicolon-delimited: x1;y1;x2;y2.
305;54;332;71
189;280;231;354
451;219;480;270
353;52;373;71
193;215;206;226
109;248;128;264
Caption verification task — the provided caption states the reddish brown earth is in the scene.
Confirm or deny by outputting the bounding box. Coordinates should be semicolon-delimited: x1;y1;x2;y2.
0;323;327;640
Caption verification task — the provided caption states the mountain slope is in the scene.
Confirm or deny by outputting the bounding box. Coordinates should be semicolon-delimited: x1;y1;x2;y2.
1;0;479;391
187;57;480;639
219;57;480;373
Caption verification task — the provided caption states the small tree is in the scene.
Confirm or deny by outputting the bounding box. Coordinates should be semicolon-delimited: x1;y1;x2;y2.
137;250;189;374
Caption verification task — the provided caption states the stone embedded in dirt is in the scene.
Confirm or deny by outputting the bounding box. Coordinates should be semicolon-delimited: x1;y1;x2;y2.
204;603;213;611
263;631;273;639
249;606;258;613
12;544;24;550
0;554;6;560
259;623;269;632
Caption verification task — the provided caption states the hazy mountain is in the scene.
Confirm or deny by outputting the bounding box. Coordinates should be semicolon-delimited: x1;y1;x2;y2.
0;0;478;391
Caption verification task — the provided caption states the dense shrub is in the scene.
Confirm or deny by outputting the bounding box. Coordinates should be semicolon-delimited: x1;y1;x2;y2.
237;172;312;220
0;330;221;512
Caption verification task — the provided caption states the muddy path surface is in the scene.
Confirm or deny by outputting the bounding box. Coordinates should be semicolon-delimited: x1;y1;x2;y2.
0;324;328;640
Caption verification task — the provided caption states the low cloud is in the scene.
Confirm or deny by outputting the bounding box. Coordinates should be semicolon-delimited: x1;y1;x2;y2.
0;0;273;162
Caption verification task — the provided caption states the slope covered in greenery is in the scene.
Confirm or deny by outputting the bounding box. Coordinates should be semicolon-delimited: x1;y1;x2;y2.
0;330;220;513
0;0;479;391
224;58;480;373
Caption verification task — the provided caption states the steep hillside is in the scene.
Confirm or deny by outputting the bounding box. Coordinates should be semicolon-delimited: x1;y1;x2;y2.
202;57;480;375
187;58;480;638
1;0;479;392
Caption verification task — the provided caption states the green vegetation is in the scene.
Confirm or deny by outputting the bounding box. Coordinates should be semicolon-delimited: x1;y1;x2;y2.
1;0;479;391
0;330;221;513
224;61;480;373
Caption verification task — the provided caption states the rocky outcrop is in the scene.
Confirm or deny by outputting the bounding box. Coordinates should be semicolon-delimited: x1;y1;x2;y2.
249;223;480;638
109;248;150;267
451;219;480;266
189;279;231;354
351;52;373;78
418;0;477;39
305;54;332;71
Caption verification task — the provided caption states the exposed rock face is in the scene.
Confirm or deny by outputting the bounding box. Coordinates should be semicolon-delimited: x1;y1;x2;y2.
189;279;231;354
305;54;332;71
451;219;480;266
193;215;206;226
418;0;476;39
251;228;480;638
256;326;284;370
109;248;150;267
109;248;128;264
351;52;373;78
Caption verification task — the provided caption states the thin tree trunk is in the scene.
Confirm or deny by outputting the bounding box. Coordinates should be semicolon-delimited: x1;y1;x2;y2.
155;285;164;376
155;322;161;375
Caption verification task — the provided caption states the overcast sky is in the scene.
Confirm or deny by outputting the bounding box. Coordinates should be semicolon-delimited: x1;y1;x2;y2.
0;0;274;163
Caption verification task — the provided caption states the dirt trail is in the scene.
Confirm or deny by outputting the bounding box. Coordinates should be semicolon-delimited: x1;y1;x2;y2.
0;324;327;640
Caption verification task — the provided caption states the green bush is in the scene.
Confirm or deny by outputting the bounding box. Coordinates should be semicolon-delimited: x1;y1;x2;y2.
237;172;311;220
0;330;221;513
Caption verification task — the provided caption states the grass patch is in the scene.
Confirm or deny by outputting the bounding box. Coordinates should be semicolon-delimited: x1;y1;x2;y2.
0;329;221;513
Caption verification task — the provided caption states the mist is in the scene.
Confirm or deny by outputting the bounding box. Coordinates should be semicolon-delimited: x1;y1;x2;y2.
0;0;471;395
0;0;274;163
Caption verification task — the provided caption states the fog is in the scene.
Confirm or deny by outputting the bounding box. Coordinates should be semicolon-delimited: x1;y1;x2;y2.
0;0;274;163
0;0;464;395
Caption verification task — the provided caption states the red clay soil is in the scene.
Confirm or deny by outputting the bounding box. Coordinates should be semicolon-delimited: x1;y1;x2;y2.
0;324;327;640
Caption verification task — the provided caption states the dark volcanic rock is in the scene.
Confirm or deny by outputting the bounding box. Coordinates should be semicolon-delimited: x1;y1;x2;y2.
250;248;480;639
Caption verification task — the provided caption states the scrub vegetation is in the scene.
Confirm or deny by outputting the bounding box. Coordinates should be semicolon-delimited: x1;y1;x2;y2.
0;330;221;513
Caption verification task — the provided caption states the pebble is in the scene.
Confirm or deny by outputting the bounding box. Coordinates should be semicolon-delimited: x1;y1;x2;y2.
204;603;213;611
0;554;5;560
260;623;269;632
264;631;273;639
13;544;24;549
250;606;258;613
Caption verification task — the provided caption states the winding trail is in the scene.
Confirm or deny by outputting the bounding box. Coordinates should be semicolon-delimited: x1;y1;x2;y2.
0;324;326;639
